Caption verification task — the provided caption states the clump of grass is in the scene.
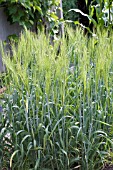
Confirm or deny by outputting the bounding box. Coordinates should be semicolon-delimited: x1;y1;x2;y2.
1;28;113;170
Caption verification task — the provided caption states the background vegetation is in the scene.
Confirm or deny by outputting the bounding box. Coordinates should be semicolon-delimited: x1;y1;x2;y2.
0;0;113;33
62;0;78;21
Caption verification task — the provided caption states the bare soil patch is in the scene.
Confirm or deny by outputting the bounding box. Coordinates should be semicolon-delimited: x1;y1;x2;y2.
102;165;113;170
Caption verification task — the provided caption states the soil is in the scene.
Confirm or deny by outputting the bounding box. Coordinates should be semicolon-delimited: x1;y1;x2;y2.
102;165;113;170
0;86;7;94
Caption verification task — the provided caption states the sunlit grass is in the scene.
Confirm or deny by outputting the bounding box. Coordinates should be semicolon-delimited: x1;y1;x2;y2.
0;28;113;170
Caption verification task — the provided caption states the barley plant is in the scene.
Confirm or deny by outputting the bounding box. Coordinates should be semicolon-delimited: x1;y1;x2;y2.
0;28;113;170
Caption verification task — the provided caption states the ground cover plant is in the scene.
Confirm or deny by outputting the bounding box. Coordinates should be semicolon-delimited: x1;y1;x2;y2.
1;28;113;170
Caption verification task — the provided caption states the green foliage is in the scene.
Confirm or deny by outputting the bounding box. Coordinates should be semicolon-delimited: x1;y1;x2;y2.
0;0;61;34
87;0;113;29
62;0;78;21
1;28;113;169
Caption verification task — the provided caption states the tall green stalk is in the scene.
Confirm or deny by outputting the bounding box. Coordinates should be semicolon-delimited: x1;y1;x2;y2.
1;27;113;170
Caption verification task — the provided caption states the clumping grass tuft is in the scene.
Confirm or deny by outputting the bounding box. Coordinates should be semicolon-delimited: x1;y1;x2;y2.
1;28;113;170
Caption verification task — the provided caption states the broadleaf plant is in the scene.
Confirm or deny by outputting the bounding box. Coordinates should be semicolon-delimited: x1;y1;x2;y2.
0;0;62;35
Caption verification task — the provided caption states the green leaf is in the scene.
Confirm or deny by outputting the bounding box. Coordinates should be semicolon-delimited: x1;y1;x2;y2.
10;150;19;168
21;135;31;144
68;9;97;26
50;13;59;21
35;6;42;14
